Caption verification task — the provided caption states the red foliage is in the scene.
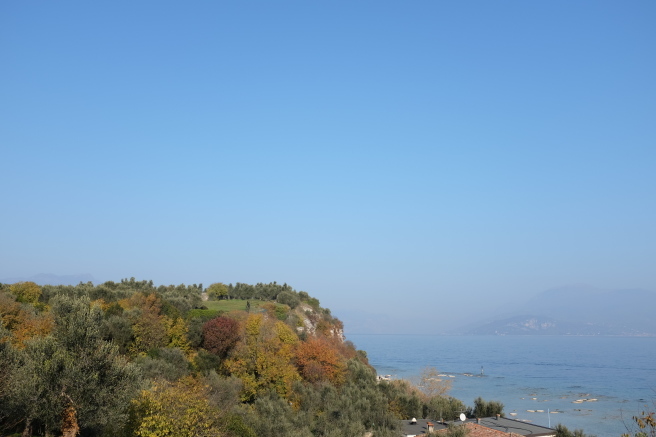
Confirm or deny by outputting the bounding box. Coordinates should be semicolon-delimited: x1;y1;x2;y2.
202;316;241;357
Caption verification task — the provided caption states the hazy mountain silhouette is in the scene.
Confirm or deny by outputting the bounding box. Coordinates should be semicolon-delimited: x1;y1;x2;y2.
462;285;656;336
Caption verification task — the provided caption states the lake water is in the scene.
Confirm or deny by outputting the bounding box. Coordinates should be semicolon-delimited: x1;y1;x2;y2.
347;335;656;437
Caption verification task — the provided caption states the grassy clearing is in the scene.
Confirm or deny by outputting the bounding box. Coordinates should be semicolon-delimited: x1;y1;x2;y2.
190;300;291;321
204;299;264;312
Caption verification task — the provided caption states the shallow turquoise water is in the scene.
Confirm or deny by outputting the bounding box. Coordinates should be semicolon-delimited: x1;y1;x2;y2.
347;335;656;437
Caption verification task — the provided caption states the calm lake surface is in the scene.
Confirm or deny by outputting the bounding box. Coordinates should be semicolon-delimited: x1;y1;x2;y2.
347;334;656;437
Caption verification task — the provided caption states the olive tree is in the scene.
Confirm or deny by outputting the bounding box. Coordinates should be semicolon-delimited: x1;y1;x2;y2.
7;295;142;436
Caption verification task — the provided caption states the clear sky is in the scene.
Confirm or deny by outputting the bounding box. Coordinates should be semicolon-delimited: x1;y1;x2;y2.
2;1;655;333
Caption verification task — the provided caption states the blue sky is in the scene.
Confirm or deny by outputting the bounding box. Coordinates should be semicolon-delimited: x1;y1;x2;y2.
2;1;655;333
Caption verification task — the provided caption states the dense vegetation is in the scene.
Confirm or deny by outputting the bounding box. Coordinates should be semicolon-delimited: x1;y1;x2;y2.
0;278;506;437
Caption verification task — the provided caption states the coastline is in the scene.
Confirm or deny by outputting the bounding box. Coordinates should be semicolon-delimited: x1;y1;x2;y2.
349;334;656;437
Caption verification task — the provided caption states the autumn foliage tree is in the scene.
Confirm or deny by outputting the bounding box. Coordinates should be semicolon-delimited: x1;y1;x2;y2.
125;293;169;354
295;336;347;385
0;290;53;348
202;316;240;358
167;317;191;353
8;282;41;305
128;376;222;437
224;314;300;401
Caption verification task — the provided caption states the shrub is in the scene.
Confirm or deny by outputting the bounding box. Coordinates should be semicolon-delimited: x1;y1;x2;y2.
306;297;320;310
193;349;221;375
136;348;190;382
276;291;300;309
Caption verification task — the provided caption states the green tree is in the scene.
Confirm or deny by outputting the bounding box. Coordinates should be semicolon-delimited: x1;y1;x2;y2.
468;396;504;418
425;396;467;422
556;423;595;437
101;314;134;354
379;379;423;420
0;323;19;433
247;390;313;437
136;348;190;382
7;295;142;436
276;290;300;309
208;283;229;300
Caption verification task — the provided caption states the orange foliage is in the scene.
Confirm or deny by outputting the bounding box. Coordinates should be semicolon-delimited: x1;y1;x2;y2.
295;336;346;385
61;402;80;437
0;291;53;348
122;293;162;312
11;313;54;348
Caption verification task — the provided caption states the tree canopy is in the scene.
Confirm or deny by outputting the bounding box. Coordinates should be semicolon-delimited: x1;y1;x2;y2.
0;278;519;437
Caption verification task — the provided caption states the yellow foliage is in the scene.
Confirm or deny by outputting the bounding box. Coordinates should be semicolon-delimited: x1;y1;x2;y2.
130;376;222;437
9;281;41;304
275;321;298;346
224;314;300;401
167;317;191;354
244;313;262;337
91;298;110;311
117;298;131;310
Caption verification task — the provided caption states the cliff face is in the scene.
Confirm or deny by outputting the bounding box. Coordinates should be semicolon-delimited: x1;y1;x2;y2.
294;303;345;341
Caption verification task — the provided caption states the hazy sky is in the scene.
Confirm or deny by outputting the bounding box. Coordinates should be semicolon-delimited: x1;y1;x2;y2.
2;1;655;333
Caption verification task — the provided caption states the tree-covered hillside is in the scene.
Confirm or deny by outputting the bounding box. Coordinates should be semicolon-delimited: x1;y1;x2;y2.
0;278;491;437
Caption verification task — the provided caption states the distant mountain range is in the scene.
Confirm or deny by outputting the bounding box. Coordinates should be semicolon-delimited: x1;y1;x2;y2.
0;273;96;286
461;285;656;336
